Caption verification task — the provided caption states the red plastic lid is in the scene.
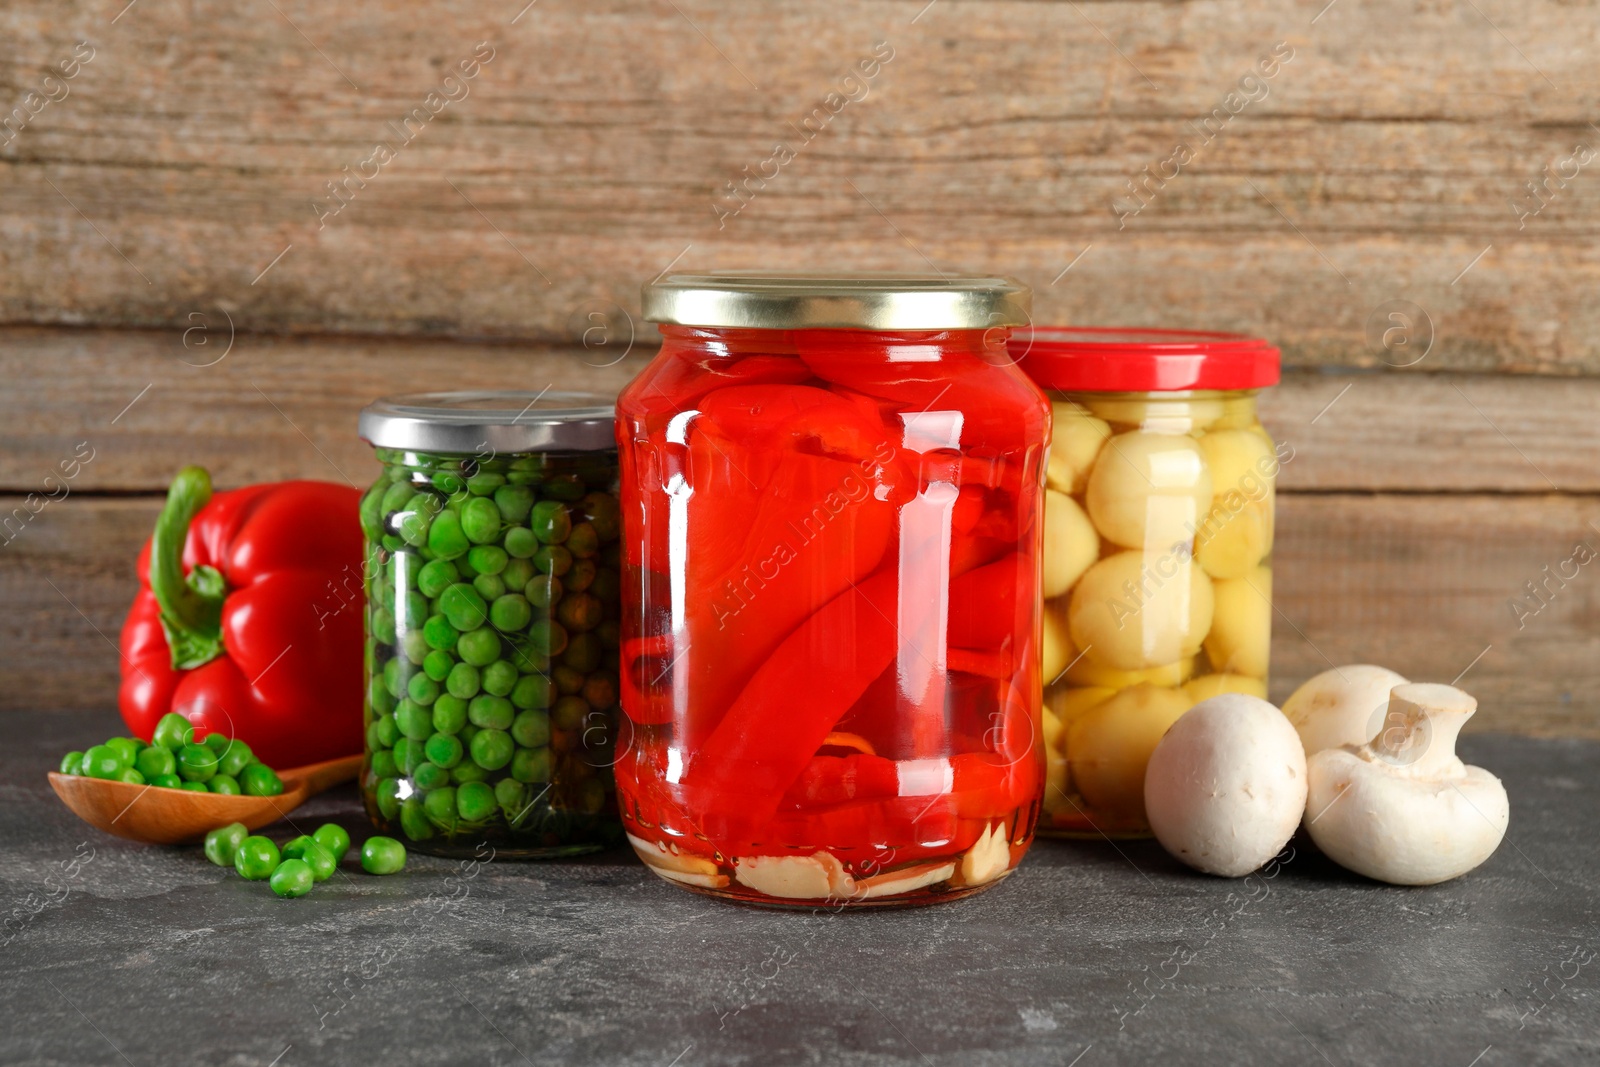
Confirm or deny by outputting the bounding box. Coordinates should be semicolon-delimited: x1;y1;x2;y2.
1012;327;1280;392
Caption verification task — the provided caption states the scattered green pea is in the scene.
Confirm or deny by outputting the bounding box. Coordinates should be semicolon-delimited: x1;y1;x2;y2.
270;859;315;898
204;822;248;867
234;836;280;880
361;836;407;874
313;823;351;861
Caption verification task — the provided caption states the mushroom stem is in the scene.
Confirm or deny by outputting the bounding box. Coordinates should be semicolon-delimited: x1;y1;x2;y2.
1367;683;1474;777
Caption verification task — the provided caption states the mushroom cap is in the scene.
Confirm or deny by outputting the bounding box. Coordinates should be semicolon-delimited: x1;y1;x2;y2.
1305;749;1508;885
1282;664;1409;756
1144;693;1308;877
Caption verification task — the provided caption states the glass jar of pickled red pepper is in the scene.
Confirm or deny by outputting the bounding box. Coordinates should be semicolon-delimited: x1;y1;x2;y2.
616;273;1050;907
356;392;624;859
1013;328;1282;837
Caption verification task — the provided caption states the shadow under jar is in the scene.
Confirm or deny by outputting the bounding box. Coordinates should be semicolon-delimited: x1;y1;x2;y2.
616;272;1050;907
357;392;624;859
1013;328;1283;837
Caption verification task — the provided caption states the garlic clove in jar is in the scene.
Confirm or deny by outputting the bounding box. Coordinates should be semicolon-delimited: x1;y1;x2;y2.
1195;429;1277;579
1085;432;1214;550
1045;404;1112;495
1068;549;1215;671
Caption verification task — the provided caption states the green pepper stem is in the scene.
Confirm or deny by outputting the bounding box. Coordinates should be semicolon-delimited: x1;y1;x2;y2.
149;465;228;670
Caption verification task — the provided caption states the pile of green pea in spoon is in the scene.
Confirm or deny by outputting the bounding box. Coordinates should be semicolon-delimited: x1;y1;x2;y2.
58;712;284;796
205;821;406;898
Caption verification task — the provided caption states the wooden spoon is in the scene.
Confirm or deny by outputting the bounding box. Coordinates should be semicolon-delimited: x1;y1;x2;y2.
48;755;364;846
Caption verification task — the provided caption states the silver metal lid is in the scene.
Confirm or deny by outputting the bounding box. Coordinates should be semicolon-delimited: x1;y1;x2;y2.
358;391;615;454
642;271;1031;331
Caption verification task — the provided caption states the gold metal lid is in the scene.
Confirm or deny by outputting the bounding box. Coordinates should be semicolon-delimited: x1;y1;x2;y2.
641;272;1031;331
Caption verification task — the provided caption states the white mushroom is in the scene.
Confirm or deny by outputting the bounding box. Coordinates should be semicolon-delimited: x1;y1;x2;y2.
1281;664;1410;756
1303;683;1508;886
1144;694;1307;877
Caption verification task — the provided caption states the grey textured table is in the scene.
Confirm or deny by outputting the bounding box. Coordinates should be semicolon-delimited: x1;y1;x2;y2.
3;711;1596;1066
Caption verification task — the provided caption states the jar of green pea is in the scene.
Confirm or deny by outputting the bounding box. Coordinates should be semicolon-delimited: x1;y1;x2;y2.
357;392;623;858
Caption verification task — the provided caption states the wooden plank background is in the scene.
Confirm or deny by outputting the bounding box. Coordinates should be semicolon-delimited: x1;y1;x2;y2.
2;0;1596;734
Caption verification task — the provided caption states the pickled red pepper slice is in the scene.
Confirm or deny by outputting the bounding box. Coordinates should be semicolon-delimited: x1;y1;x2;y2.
670;385;899;741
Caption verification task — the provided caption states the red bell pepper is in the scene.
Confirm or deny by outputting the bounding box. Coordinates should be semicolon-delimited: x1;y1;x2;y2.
118;466;365;768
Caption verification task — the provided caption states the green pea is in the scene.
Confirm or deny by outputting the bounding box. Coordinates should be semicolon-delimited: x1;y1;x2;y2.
511;673;554;710
313;823;352;861
134;746;174;780
584;674;618;709
423;649;455;682
375;714;400;747
379;479;416;518
467;471;505;496
400;796;435;840
472;572;507;602
467;545;508;576
424;733;464;768
152;712;193;752
480;659;518;698
451;761;490;785
565;557;597;593
399;492;443;547
106;737;145;763
204;822;248;867
511;747;552;783
504;526;539;559
420;615;456;653
377;777;403;818
468;694;514;731
526;573;563;609
431;469;466;496
500;557;536;593
432;693;469;734
417;558;460;598
533;545;573;577
511;709;551;748
445;661;481;699
552;695;589;731
529;500;571;544
459;722;479;746
151;774;183;789
423;786;457;826
370;749;398;780
527;619;569;658
566;522;600;559
270;859;315;898
489;594;531;633
177;742;218;782
395;699;433;740
116;768;147;785
456;781;498;822
578;492;622;542
295;842;337;882
383;657;408;701
495;778;528;819
240;762;284;797
461;498;502;545
401;628;430;666
234;835;280;880
552;664;585;695
504;639;549;676
394;738;426;775
413;760;451;790
457;628;501;667
439;583;489;631
208;774;241;796
563;632;604;673
360;482;388;541
362;836;408;875
427;509;470;559
470;729;513;771
407;673;441;706
372;607;397;645
399;589;430;628
541;474;586;502
557;592;603;633
179;781;209;793
217;740;254;779
590;567;620;605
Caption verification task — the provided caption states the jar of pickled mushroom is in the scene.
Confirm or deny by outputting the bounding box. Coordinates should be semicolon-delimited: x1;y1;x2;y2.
616;272;1049;907
1015;328;1283;837
356;392;624;858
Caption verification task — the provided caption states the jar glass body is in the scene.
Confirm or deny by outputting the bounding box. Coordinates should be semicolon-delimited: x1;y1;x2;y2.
358;446;623;858
616;325;1049;907
1039;389;1278;837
